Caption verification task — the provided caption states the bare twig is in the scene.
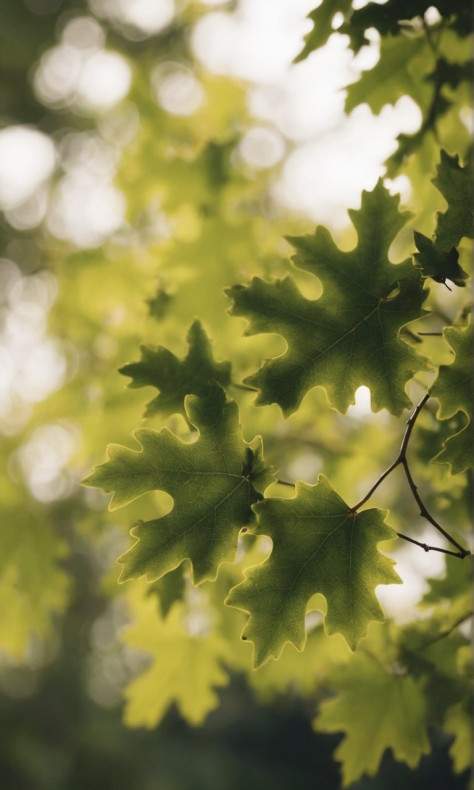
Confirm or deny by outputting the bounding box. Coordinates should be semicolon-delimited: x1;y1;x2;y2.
422;611;474;648
276;479;295;488
231;381;259;392
352;394;470;559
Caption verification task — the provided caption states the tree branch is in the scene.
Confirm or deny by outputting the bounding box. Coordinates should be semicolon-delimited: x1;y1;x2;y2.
422;611;474;648
352;394;470;559
396;532;468;558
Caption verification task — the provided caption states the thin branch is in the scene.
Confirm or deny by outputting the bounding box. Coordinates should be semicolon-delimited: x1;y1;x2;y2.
276;478;295;488
351;394;470;559
401;458;469;555
231;381;258;392
396;532;468;558
422;611;474;648
418;331;443;336
352;394;429;511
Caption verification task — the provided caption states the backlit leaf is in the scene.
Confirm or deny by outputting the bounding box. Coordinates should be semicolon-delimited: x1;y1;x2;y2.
119;320;231;419
227;181;428;416
315;650;430;786
413;231;468;288
123;592;229;727
226;475;400;667
83;384;275;584
294;0;352;62
432;150;474;250
430;322;472;472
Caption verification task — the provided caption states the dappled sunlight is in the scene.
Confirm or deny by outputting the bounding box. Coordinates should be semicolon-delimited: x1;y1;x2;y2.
89;0;175;40
0;128;56;211
34;16;131;111
151;62;205;117
0;261;68;435
13;422;80;503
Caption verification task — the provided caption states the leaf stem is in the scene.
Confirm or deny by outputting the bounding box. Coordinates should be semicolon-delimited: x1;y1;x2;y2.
231;381;259;392
352;394;470;559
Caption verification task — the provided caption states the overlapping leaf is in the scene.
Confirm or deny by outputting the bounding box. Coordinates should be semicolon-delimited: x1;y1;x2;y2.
227;181;428;416
294;0;352;62
444;699;472;773
296;1;470;62
345;33;431;115
432;150;473;250
123;594;229;727
413;231;468;288
315;651;430;786
0;507;69;662
119;320;231;419
83;384;275;584
430;322;472;473
226;475;400;667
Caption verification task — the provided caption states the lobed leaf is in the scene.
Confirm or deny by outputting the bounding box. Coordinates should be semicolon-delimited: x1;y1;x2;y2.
83;384;275;584
430;322;472;473
119;320;231;419
315;651;430;786
294;0;352;62
226;475;400;667
432;150;473;250
123;595;229;728
413;231;468;288
227;181;429;416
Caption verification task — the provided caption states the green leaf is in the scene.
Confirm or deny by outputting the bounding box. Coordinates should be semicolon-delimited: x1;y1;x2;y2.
145;564;186;617
122;593;229;727
83;384;275;584
433;420;473;474
227;180;428;416
226;475;400;667
431;323;472;421
444;699;472;773
146;286;172;321
294;0;352;63
0;505;69;662
119;320;231;419
430;322;472;473
432;150;473;250
315;651;430;786
413;231;468;288
345;33;431;115
341;0;471;53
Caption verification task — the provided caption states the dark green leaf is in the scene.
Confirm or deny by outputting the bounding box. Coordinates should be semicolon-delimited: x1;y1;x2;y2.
294;0;352;62
83;384;275;584
413;231;468;288
430;322;473;473
227;181;429;416
226;475;400;666
119;320;231;419
432;150;473;250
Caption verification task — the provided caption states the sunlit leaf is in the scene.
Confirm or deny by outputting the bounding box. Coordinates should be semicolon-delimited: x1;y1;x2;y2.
430;322;472;472
119;320;231;419
226;475;400;666
123;592;229;727
315;650;430;786
227;181;429;416
84;384;275;584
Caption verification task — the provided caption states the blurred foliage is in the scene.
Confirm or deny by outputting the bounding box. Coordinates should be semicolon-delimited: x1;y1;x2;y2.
0;1;471;789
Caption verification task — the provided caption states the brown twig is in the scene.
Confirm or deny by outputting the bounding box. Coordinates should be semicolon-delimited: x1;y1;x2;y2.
352;394;470;559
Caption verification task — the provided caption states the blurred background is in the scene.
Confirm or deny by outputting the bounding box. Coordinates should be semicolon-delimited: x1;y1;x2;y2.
0;0;471;788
